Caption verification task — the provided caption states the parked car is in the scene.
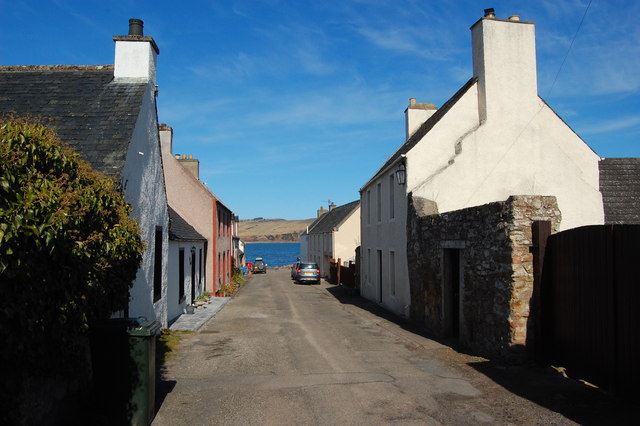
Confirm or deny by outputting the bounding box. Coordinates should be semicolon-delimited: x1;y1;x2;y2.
252;258;267;274
291;261;301;280
294;262;321;284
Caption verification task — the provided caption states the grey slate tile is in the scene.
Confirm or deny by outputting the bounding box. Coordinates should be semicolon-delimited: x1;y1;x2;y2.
0;65;147;178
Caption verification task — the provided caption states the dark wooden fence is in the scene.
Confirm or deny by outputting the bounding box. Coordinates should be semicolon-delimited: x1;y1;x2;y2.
540;225;640;397
329;259;357;288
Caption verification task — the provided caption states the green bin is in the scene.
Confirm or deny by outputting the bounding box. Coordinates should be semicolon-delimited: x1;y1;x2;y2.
90;318;162;426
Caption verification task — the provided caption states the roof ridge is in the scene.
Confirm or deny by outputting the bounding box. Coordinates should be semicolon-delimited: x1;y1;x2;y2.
0;65;113;72
306;200;360;234
362;77;478;190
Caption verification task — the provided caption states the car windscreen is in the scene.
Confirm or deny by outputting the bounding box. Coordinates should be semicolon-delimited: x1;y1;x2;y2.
299;263;318;269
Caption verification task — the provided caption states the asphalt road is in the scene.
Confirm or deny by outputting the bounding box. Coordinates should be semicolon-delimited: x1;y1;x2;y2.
152;269;631;425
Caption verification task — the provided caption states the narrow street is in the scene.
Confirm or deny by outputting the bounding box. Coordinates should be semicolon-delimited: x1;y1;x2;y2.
152;269;626;425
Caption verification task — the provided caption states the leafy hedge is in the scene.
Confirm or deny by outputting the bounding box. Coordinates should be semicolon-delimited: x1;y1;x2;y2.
0;118;145;374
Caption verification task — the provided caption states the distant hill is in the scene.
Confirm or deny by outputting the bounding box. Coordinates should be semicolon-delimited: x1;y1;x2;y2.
238;218;316;242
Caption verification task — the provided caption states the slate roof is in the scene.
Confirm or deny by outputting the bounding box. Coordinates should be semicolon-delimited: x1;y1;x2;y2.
307;201;360;235
362;77;478;190
0;65;147;177
599;158;640;224
168;206;207;242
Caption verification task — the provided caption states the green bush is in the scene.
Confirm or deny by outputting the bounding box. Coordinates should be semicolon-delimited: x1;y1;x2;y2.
0;118;145;374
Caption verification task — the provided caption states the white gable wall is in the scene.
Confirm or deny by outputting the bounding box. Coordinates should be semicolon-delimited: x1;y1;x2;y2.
411;98;603;230
121;83;170;327
333;206;361;264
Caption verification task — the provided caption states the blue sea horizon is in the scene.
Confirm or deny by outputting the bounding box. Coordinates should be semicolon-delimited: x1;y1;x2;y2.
245;242;301;268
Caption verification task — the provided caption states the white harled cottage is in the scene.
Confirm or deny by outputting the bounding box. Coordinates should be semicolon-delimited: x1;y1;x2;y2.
360;10;605;318
0;19;171;326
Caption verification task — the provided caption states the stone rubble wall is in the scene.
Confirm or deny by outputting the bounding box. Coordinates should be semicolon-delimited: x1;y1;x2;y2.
407;194;561;359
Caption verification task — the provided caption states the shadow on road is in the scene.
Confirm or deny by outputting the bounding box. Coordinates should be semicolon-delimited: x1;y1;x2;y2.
467;361;635;425
155;332;178;419
324;284;636;425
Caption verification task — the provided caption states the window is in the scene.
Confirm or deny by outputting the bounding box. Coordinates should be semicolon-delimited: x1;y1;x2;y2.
178;248;185;302
389;251;396;296
376;183;381;222
389;174;395;220
153;226;163;302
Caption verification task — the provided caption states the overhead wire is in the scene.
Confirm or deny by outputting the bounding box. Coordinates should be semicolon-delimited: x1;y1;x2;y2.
546;0;593;98
460;1;594;207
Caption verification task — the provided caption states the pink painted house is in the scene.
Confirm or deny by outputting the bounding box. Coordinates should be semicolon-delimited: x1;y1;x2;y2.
160;124;233;299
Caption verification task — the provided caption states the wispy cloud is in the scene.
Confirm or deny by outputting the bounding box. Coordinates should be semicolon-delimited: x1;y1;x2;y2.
580;115;640;135
539;0;640;98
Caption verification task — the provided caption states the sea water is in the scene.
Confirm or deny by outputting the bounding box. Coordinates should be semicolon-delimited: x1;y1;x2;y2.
245;242;300;267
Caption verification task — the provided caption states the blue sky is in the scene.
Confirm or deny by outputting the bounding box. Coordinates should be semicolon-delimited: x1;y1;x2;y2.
2;0;638;220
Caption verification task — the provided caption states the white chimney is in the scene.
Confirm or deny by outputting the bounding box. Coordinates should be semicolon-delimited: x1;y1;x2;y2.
113;19;159;82
159;123;173;154
471;11;537;122
405;98;437;140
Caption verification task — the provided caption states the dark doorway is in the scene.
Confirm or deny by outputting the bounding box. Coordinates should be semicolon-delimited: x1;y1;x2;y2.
443;249;461;338
190;248;196;304
178;248;185;302
377;250;383;303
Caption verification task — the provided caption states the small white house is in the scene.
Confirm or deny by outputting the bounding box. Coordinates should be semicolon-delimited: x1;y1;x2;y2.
360;10;605;318
167;207;207;323
302;201;360;277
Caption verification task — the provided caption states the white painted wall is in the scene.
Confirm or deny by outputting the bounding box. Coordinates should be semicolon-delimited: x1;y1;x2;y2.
167;240;206;324
121;83;170;327
307;232;330;276
360;168;410;317
114;38;157;82
333;205;360;264
299;232;308;261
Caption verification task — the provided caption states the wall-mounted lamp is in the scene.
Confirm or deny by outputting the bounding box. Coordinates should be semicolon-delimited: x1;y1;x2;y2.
395;162;406;185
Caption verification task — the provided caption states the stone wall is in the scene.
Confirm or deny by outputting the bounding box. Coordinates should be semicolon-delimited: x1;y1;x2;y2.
407;194;561;359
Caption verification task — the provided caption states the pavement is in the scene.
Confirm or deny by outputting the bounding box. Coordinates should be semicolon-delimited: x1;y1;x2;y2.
168;297;230;331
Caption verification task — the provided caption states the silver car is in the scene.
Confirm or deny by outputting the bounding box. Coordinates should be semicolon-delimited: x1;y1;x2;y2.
291;261;301;279
294;262;321;284
252;258;267;274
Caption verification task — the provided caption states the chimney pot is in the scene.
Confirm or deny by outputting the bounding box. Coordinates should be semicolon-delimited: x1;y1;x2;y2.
508;15;520;21
410;98;416;105
128;19;144;36
484;8;496;18
182;155;187;159
175;154;180;159
188;154;193;159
